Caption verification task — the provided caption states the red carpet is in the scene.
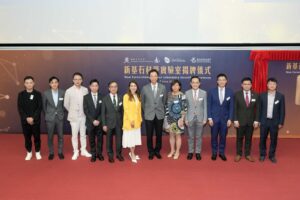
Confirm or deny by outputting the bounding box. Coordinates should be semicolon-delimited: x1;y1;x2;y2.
0;134;299;200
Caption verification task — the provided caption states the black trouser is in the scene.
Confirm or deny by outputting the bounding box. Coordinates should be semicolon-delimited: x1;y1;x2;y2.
260;119;279;158
106;126;122;158
88;126;103;157
236;124;254;156
22;123;41;152
145;116;163;155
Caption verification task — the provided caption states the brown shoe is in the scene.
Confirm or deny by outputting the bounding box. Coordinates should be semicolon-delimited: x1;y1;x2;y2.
245;156;255;162
234;155;242;162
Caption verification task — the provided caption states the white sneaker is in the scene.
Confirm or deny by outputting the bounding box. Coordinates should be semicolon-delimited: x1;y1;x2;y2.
81;150;92;157
35;152;42;160
72;151;79;160
25;152;32;161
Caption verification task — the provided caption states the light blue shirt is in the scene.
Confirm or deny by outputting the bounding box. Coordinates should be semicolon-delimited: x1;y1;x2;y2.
52;89;59;107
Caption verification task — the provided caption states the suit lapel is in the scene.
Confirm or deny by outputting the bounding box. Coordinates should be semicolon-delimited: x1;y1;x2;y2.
48;90;56;108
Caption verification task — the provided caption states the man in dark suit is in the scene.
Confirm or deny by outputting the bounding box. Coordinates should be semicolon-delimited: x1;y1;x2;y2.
43;76;65;160
17;76;43;161
208;73;234;161
259;77;285;163
233;77;260;162
83;79;104;162
101;81;124;163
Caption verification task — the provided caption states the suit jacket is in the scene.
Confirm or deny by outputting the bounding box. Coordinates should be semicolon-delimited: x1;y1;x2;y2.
83;92;103;130
17;89;43;125
233;90;259;126
122;94;142;131
185;89;207;123
259;91;285;126
207;87;234;122
101;94;123;129
64;85;88;122
141;83;167;120
43;89;65;122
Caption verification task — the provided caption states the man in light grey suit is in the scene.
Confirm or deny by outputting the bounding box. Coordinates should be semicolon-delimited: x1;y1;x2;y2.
141;69;167;160
185;76;207;160
43;76;65;160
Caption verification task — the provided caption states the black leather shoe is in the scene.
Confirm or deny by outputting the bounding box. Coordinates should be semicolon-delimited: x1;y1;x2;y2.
259;156;265;162
48;154;54;160
219;154;227;161
196;153;202;160
187;153;193;160
148;153;154;160
154;152;162;159
117;155;124;161
91;157;96;162
108;157;114;163
211;154;217;160
97;154;104;161
58;153;64;160
269;157;277;164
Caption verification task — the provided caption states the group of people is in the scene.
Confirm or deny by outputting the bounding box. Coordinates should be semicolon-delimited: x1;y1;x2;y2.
17;69;285;164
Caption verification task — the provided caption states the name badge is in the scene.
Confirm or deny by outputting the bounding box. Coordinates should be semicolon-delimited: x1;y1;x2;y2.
119;102;123;106
251;99;256;102
275;100;279;104
226;97;231;101
199;98;203;101
174;100;179;104
59;97;64;101
160;94;164;97
99;100;102;103
30;95;34;100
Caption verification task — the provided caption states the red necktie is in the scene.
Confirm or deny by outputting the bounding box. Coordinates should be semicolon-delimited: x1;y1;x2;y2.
245;92;249;107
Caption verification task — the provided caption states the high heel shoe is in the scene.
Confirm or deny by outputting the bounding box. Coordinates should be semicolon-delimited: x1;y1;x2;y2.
167;152;175;158
129;152;137;163
173;153;180;160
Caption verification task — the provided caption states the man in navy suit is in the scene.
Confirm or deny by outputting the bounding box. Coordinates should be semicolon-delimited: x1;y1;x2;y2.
259;77;285;164
208;73;234;161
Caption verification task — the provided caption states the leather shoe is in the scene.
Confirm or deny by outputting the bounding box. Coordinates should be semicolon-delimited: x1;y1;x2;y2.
154;152;162;159
196;153;201;160
211;154;217;160
117;155;124;161
219;154;227;161
108;157;114;163
48;154;54;160
269;157;277;163
97;154;104;161
234;155;241;162
245;156;255;162
259;156;265;162
58;153;64;160
148;154;154;160
91;157;96;162
187;153;193;160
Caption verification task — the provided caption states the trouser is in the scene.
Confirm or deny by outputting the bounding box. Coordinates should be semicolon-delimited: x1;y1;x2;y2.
236;124;253;156
46;117;64;154
145;116;163;155
88;126;103;157
211;120;228;155
106;126;122;158
70;117;87;153
260;119;279;158
22;123;41;152
187;117;203;154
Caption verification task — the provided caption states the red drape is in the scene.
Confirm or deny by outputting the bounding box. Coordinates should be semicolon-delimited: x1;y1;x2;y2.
250;50;300;93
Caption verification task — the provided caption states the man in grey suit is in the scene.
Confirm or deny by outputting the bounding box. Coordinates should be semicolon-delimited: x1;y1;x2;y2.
185;76;207;160
42;76;65;160
141;69;167;160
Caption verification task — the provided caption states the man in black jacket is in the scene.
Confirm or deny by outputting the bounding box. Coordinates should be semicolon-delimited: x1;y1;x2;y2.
234;77;260;162
17;76;43;161
101;81;124;163
83;79;104;162
259;77;285;163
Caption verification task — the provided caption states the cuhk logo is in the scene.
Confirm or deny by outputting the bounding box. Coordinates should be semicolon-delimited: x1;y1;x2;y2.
164;57;170;64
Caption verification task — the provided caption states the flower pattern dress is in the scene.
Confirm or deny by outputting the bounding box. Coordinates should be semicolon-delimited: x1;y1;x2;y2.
164;92;187;134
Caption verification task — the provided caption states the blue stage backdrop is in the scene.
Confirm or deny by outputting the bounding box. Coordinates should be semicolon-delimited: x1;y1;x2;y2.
1;49;296;137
